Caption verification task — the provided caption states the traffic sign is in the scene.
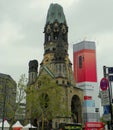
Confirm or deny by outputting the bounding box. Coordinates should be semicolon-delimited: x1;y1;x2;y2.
109;75;113;81
103;105;110;114
103;105;111;121
101;90;110;106
108;67;113;74
100;77;109;91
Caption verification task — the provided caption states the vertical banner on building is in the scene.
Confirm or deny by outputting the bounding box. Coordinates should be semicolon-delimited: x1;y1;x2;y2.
73;41;97;83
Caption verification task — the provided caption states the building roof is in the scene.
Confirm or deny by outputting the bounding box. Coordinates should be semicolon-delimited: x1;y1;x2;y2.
0;73;16;85
46;3;66;24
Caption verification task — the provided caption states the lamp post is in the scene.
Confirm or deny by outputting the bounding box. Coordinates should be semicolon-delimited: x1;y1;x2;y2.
95;108;99;122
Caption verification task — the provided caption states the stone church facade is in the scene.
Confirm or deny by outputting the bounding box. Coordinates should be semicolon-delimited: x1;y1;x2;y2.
27;3;83;128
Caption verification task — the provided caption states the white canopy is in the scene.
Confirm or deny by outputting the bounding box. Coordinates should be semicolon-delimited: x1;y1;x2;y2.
0;120;10;127
12;121;23;128
23;123;36;128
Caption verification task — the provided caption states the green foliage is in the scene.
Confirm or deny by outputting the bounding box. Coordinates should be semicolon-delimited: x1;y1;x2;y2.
10;74;27;126
26;75;67;123
100;104;113;125
0;74;27;126
100;116;107;124
16;74;27;103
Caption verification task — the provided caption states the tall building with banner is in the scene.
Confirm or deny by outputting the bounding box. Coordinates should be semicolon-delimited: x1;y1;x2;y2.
73;41;100;123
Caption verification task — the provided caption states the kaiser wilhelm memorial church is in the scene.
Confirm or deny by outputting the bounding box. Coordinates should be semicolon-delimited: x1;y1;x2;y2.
27;3;84;128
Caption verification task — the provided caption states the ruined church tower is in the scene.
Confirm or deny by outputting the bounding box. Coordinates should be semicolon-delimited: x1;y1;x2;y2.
40;3;74;86
28;3;83;128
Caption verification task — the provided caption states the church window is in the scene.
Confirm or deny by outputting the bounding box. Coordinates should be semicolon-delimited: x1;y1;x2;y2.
70;90;72;93
48;35;51;41
59;64;61;71
32;73;33;80
56;80;58;84
55;36;58;40
62;80;64;84
67;81;70;85
59;57;61;60
53;48;56;51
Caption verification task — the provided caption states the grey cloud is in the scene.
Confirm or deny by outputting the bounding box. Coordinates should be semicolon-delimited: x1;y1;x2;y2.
66;0;113;42
0;0;113;82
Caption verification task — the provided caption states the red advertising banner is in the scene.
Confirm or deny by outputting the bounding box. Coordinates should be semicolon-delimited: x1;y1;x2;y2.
84;96;92;100
85;122;105;130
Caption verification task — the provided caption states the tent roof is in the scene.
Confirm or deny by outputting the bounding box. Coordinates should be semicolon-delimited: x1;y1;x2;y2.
12;121;23;128
24;123;36;128
0;120;10;127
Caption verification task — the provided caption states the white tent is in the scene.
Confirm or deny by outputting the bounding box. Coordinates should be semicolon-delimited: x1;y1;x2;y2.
23;123;36;128
22;123;36;130
0;120;10;130
12;121;23;128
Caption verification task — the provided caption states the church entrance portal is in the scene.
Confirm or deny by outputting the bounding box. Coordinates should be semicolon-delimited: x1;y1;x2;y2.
71;95;81;123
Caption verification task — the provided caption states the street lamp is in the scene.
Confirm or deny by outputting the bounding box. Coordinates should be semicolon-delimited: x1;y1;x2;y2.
95;108;99;122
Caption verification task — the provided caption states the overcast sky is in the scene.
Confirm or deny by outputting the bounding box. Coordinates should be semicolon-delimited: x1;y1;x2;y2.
0;0;113;87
